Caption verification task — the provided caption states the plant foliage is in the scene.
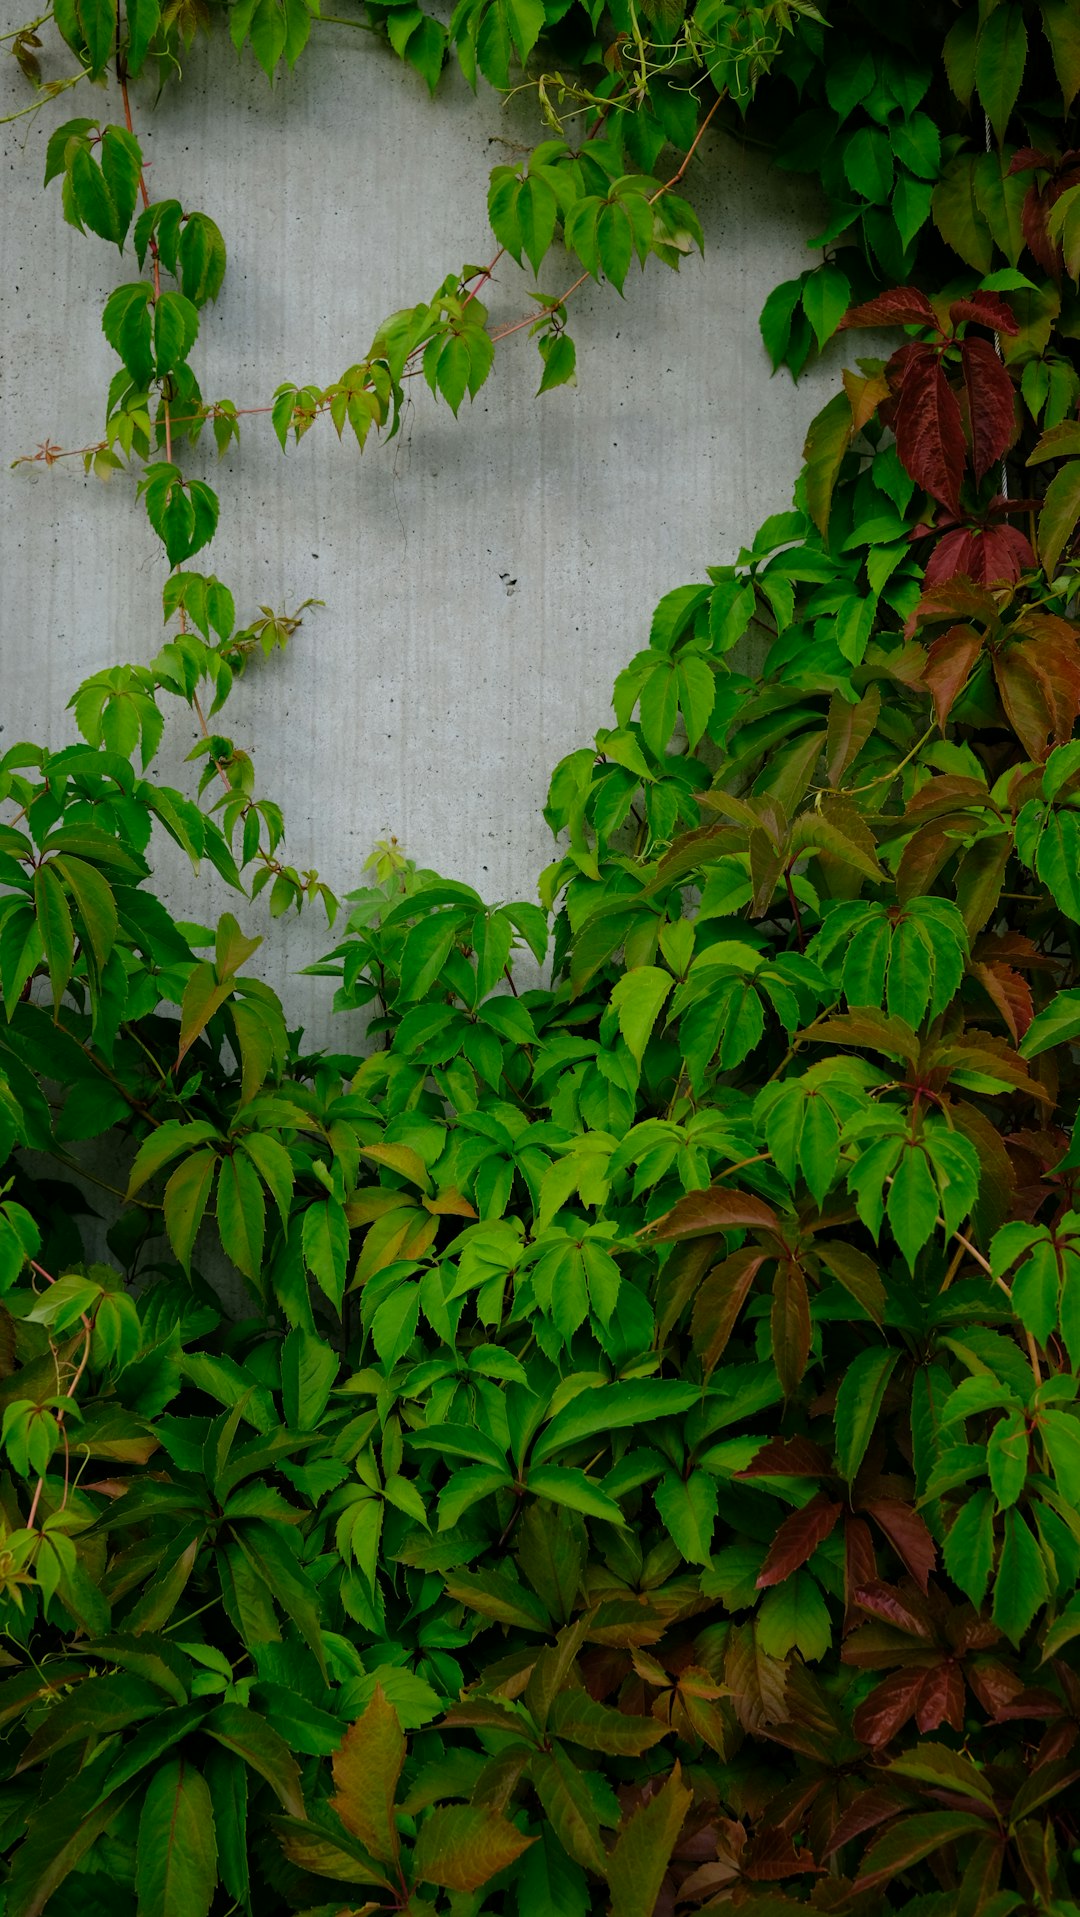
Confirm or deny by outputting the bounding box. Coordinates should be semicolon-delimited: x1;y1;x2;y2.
7;0;1080;1913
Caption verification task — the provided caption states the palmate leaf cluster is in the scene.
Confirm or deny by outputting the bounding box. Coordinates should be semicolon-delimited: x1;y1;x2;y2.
10;0;1080;1915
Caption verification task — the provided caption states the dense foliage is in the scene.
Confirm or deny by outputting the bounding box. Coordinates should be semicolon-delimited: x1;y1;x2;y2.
7;0;1080;1913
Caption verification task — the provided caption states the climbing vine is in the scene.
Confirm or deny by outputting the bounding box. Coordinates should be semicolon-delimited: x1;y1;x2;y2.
4;2;1080;1915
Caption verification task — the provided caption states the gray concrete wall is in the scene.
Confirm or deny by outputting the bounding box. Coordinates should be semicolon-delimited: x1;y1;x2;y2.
2;25;840;1041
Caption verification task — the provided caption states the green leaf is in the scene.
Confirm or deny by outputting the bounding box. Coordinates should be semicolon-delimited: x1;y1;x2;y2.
526;1463;627;1525
125;0;160;75
757;1570;833;1660
987;1409;1028;1509
547;1689;666;1756
886;1144;939;1270
531;1381;701;1464
537;330;576;395
532;1744;608;1876
216;1151;266;1281
54;855;118;973
610;965;674;1066
413;1804;534;1891
5;1770;142;1917
844;124;894;203
857;1811;999;1888
834;1347;900;1483
155;291;200;374
1042;0;1080;111
607;1764;692;1917
942;1485;996;1608
803;391;852;537
992;1507;1048;1645
802;262;851;351
33;863;74;1005
976;4;1027;144
202;1747;247;1910
164;1148;218;1273
1037;459;1080;576
204;1702;305;1818
134;1759;218;1917
653;1469;717;1566
280;1327;338;1430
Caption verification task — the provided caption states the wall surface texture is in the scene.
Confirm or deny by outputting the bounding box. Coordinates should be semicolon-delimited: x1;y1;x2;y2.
3;29;843;1039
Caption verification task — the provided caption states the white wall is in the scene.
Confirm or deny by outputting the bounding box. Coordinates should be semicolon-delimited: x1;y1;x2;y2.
2;25;840;1040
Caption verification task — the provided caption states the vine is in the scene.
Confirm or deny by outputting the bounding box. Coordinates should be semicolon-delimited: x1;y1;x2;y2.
4;3;1080;1916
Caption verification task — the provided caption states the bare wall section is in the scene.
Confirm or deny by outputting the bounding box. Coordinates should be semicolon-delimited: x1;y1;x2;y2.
3;32;838;1038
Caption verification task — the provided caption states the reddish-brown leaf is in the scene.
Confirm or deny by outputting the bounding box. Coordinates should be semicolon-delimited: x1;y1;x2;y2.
1014;615;1080;742
901;774;991;824
809;1012;919;1069
861;1501;936;1592
838;288;939;332
648;1187;779;1242
923;523;1033;586
690;1249;767;1379
971;960;1034;1042
993;645;1058;760
894;351;967;514
738;1435;834;1479
915;1658;965;1733
949;292;1020;336
906;576;1004;638
771;1259;812;1400
849;1579;932;1638
724;1623;790;1733
895;822;957;903
744;1828;822;1880
823;1786;911;1859
844;1518;878;1629
757;1494;844;1589
852;1669;926;1747
961;336;1018;483
921;623;984;730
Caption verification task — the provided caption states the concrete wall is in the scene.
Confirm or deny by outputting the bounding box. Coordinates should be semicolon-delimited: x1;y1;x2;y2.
2;27;840;1041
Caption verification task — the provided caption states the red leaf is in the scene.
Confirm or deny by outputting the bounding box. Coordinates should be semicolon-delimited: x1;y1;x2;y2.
923;529;981;588
921;622;984;730
738;1435;834;1479
838;288;939;332
845;1517;878;1632
757;1494;844;1588
961;337;1017;483
861;1501;936;1593
850;1579;932;1638
1008;147;1055;175
852;1669;926;1747
894;352;966;514
648;1187;780;1242
949;293;1020;336
974;524;1034;583
915;1658;965;1733
924;524;1033;587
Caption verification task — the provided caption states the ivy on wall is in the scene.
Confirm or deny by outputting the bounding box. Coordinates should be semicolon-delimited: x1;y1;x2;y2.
4;2;1080;1914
